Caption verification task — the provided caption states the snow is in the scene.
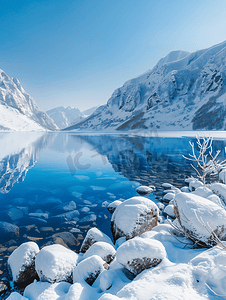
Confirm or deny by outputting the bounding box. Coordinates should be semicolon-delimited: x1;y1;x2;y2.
111;197;158;238
8;242;39;282
189;180;203;191
64;40;226;132
163;192;175;202
35;244;79;283
80;228;113;253
23;281;70;300
73;255;106;284
6;292;29;300
46;106;84;129
136;185;154;196
116;237;166;274
219;169;226;183
107;200;122;214
210;182;226;205
0;70;58;131
82;242;116;263
192;186;213;198
0;103;46;132
163;204;175;218
174;192;226;244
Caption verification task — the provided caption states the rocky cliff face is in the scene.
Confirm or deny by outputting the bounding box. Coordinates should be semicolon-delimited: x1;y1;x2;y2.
0;70;58;131
66;41;226;131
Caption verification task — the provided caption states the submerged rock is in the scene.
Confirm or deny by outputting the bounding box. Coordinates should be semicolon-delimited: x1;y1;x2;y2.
8;242;39;288
80;228;113;253
0;222;19;241
111;196;158;243
116;237;166;276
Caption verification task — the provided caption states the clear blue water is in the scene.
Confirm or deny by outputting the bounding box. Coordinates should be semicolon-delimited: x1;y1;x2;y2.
1;132;226;253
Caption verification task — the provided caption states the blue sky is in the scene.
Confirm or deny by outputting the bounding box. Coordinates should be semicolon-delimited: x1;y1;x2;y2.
1;0;226;111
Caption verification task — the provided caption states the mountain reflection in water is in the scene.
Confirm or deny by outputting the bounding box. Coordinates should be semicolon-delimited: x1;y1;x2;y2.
1;132;226;194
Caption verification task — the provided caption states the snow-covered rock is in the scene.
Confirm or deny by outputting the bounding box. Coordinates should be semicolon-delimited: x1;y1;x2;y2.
80;228;113;253
181;186;190;193
8;242;39;287
107;200;123;214
162;183;173;189
174;192;226;245
24;281;70;300
116;237;166;276
111;196;158;242
64;40;226;132
6;292;28;300
189;180;203;192
219;169;226;184
73;255;108;286
207;194;223;206
0;70;58;131
35;244;78;283
163;192;175;202
192;186;213;198
136;185;154;196
190;243;226;296
163;204;175;218
82;242;116;264
209;182;226;205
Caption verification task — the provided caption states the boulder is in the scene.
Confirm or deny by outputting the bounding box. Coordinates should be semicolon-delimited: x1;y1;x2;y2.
43;232;77;248
24;281;70;300
80;228;113;253
107;200;122;214
163;204;175;218
111;197;158;243
192;186;213;198
116;237;166;276
5;292;29;299
136;185;154;196
174;192;226;246
82;241;116;264
8;242;39;288
73;255;108;286
189;180;203;192
35;244;78;283
210;182;226;206
219;169;226;184
0;222;19;241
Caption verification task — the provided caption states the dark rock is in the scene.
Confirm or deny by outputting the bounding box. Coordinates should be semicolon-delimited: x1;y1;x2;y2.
0;222;19;241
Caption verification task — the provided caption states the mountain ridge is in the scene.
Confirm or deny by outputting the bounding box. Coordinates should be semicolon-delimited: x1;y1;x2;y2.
64;40;226;132
0;70;58;131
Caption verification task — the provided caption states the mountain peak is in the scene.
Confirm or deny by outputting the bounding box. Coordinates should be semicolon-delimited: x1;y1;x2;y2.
64;40;226;132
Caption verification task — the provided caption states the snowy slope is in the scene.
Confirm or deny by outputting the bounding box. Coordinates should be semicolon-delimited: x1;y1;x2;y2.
82;106;99;116
65;41;226;131
0;70;58;131
46;106;84;129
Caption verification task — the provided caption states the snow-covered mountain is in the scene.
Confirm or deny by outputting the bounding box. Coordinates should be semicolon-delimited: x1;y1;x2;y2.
82;106;99;116
65;40;226;131
0;70;58;131
47;105;100;129
46;106;84;129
